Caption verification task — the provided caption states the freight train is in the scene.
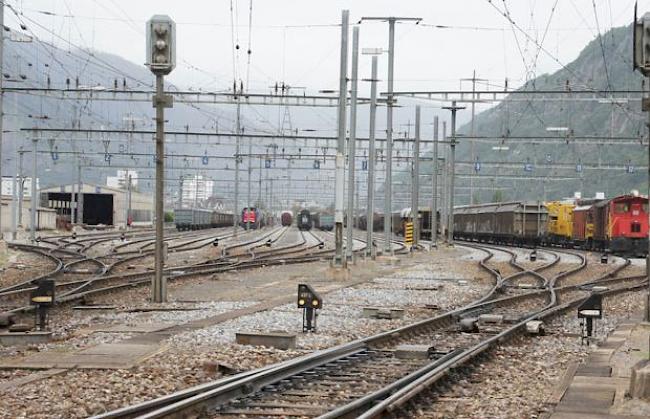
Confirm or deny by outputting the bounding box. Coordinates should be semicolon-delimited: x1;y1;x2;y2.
174;208;234;231
454;201;548;246
358;208;440;240
453;194;649;257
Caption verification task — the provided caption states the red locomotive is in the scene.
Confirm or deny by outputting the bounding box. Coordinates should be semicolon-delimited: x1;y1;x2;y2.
571;194;648;256
595;194;648;256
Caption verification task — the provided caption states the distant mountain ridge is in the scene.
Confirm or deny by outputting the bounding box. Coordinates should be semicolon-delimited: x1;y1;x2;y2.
450;24;647;204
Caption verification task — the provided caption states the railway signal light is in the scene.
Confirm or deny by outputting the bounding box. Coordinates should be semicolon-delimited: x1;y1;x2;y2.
146;15;176;75
212;238;219;247
578;293;603;346
297;284;322;332
30;279;55;331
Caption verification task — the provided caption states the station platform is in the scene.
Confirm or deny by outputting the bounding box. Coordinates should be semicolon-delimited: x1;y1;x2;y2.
546;319;650;419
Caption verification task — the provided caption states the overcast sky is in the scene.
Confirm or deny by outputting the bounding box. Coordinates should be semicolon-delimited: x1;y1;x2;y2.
5;0;648;95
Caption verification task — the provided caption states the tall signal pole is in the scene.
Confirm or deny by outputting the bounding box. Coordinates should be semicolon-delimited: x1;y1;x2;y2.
146;15;176;303
360;16;422;255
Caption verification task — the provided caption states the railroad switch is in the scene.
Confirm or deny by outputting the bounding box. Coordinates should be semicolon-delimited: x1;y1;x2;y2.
297;284;322;333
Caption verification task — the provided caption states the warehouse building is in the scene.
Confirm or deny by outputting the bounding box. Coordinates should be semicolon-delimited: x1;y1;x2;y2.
39;183;154;227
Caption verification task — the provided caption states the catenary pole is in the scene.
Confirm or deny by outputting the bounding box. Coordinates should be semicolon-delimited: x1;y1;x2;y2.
360;16;422;254
412;105;421;248
443;101;465;245
0;2;4;238
346;26;360;261
234;102;241;236
366;55;378;259
431;115;439;250
333;10;349;268
30;135;37;242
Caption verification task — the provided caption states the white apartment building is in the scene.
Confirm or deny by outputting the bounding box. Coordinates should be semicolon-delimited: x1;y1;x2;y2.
180;175;214;208
106;170;139;189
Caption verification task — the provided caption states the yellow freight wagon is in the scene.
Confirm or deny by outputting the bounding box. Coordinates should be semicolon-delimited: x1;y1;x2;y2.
545;201;575;246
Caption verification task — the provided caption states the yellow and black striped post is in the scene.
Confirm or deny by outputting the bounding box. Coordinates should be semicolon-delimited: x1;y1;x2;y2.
404;221;414;249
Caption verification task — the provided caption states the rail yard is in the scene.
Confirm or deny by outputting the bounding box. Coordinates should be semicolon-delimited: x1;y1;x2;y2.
2;1;650;419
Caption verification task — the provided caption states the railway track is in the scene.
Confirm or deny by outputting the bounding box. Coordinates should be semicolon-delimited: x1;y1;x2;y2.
0;226;368;316
90;243;645;418
90;243;646;419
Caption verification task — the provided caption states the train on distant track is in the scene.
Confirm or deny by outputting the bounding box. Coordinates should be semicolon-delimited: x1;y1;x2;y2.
297;209;312;231
280;210;293;227
240;207;267;229
174;208;234;231
358;208;440;240
315;213;334;231
453;193;649;257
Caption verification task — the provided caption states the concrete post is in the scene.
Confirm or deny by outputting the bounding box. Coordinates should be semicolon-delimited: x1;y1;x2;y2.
126;174;132;228
153;74;167;303
333;10;349;268
443;102;465;245
412;105;421;247
346;26;359;261
234;102;241;236
18;148;23;228
30;135;37;242
0;3;4;238
246;135;252;230
431;115;439;250
384;18;396;254
647;75;650;322
77;162;83;225
365;55;378;259
10;156;16;240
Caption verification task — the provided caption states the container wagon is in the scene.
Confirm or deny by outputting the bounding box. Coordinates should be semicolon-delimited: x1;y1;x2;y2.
454;201;548;246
